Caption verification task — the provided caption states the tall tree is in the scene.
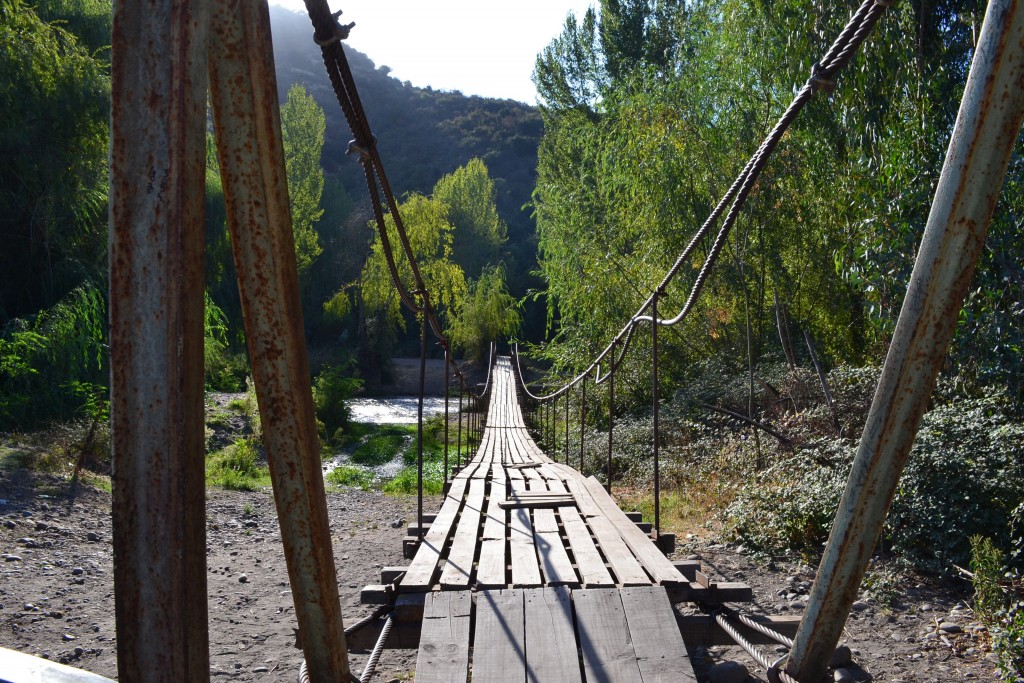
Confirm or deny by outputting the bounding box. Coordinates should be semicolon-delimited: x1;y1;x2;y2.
432;157;507;279
280;83;325;274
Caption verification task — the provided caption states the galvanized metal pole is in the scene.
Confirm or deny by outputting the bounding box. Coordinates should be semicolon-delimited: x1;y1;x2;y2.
208;0;351;679
110;0;209;677
788;2;1024;679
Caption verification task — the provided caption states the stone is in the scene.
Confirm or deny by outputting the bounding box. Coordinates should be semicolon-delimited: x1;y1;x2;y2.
35;521;48;531
833;667;854;682
238;574;248;583
3;554;21;562
4;520;14;529
706;660;748;683
86;532;100;542
829;644;853;668
72;567;84;576
939;622;962;634
62;634;76;642
850;601;868;612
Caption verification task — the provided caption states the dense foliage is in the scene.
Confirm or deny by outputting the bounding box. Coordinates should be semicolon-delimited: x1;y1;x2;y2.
531;0;1023;405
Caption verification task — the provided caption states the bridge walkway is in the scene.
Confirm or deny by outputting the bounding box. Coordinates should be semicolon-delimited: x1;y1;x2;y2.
401;356;699;682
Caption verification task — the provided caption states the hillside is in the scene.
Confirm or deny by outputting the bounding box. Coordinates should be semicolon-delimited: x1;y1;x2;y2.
269;6;542;286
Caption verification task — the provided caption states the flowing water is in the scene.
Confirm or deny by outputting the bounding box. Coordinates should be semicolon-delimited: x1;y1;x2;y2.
325;396;450;481
347;396;447;424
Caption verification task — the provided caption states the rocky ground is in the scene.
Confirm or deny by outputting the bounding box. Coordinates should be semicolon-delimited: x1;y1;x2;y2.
0;467;1003;682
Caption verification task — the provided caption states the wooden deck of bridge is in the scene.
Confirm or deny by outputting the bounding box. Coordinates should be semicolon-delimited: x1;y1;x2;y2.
398;357;700;682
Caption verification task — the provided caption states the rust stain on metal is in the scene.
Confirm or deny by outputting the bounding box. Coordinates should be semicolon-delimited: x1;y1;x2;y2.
208;0;349;680
110;0;211;679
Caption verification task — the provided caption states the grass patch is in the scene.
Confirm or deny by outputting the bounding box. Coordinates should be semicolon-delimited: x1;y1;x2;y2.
383;460;445;495
206;437;270;491
326;465;374;490
350;424;415;466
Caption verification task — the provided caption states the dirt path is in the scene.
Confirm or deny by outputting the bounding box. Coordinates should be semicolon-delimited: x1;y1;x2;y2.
0;471;1002;682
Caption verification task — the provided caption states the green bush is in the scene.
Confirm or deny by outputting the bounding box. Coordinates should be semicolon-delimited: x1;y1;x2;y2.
203;292;247;392
970;526;1024;678
0;284;107;429
312;364;361;446
727;395;1023;574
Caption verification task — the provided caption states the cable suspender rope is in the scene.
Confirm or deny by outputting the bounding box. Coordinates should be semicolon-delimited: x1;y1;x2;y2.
606;344;616;494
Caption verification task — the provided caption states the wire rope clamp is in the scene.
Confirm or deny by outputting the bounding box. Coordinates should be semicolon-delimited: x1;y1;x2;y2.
346;135;377;161
807;62;837;94
313;9;355;47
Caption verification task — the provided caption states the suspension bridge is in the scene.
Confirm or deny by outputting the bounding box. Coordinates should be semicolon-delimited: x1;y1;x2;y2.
2;0;1021;680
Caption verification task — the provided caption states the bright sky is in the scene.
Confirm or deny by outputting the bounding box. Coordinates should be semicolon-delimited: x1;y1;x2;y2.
271;0;598;104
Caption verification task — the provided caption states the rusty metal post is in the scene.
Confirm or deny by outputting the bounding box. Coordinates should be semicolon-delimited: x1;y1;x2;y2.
564;391;569;463
457;381;463;467
788;2;1024;679
652;291;661;535
207;0;350;679
416;316;426;541
580;377;587;471
607;343;616;493
109;0;210;677
443;348;450;481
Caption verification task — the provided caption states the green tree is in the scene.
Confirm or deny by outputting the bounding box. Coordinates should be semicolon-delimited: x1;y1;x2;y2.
432;158;507;279
359;193;466;354
0;0;110;319
280;83;325;274
448;265;521;360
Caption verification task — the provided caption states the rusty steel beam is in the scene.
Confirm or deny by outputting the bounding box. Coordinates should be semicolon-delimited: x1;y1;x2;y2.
109;0;210;678
207;0;349;680
788;1;1024;680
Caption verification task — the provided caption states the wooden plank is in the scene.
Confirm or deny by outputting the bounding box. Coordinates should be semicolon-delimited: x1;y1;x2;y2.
573;588;643;683
579;476;685;586
507;468;542;587
560;475;651;586
472;589;526;683
533;506;579;587
440;475;486;588
620;586;697;682
401;457;485;592
415;591;471;683
523;587;583;683
477;463;508;589
545;477;615;588
498;495;576;509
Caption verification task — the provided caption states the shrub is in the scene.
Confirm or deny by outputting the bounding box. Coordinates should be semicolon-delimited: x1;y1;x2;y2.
971;525;1024;678
312;364;361;446
726;394;1024;574
206;437;269;491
